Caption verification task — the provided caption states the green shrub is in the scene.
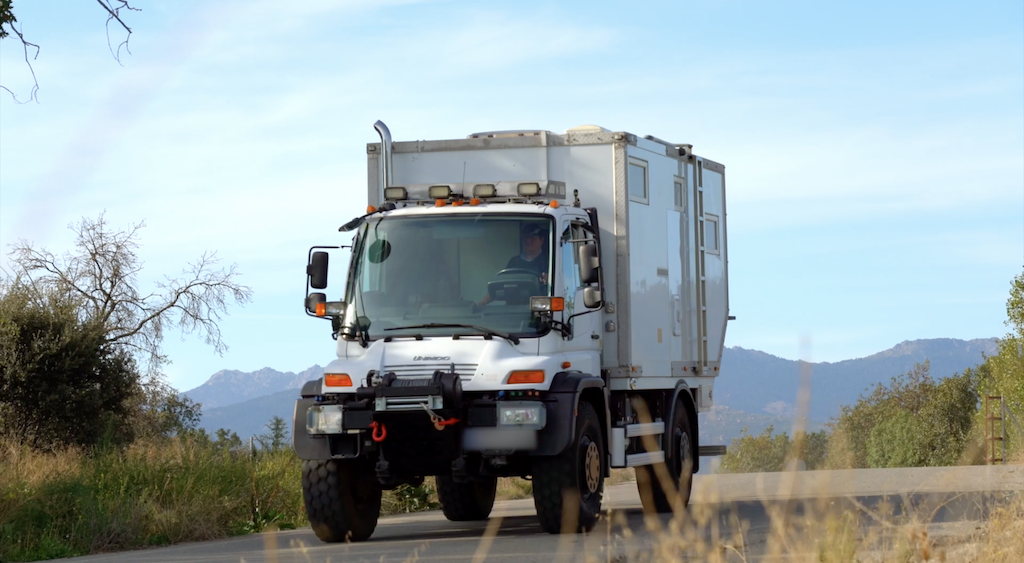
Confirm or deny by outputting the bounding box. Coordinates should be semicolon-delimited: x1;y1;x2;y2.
718;426;829;473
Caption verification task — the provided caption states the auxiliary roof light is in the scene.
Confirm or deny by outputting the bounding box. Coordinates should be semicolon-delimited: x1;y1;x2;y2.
428;185;452;199
517;182;541;196
473;184;497;198
384;187;408;201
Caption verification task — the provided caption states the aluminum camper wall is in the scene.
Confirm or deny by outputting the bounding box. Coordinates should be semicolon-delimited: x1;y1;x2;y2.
366;129;729;394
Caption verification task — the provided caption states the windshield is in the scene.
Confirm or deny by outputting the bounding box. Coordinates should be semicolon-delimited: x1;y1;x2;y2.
344;214;554;340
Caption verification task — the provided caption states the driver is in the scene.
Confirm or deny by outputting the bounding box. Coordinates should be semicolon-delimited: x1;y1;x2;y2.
477;223;549;307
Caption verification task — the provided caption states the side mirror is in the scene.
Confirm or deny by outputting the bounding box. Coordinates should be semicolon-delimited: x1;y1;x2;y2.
578;243;600;285
305;293;326;314
583;287;602;309
307;251;329;289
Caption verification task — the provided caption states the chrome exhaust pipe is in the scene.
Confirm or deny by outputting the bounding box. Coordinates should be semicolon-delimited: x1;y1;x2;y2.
373;120;393;195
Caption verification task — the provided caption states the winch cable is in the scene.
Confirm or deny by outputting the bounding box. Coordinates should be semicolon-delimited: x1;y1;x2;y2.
421;404;459;430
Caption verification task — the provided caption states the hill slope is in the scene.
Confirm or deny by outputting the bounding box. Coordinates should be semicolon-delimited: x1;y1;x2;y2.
715;337;997;421
183;366;323;409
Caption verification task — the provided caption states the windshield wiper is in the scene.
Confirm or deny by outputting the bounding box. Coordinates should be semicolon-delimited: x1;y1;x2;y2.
383;323;520;345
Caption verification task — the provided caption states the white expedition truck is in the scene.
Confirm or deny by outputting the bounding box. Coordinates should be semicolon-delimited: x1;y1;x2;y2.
294;121;730;542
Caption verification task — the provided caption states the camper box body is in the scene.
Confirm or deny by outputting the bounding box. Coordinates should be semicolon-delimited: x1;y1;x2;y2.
366;128;729;410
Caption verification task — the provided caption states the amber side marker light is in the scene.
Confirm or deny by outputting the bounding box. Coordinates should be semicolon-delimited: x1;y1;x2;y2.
508;370;545;384
315;302;327;317
366;205;377;213
325;373;352;387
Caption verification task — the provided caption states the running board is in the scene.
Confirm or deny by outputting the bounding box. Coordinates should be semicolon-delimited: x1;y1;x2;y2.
625;451;665;467
624;422;664;437
699;445;727;456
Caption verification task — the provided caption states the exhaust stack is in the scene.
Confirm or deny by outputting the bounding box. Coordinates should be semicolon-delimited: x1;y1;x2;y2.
373;121;393;199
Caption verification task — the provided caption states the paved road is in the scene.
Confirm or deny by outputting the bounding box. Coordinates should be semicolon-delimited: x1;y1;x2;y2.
67;465;1022;563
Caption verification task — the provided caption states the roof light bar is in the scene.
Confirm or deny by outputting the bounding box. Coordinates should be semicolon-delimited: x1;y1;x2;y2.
517;182;541;196
473;184;497;198
428;185;452;199
384;187;408;201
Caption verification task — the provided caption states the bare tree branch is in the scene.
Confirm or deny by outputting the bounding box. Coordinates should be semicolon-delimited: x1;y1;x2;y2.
0;21;40;103
96;0;139;65
1;1;140;99
5;212;254;375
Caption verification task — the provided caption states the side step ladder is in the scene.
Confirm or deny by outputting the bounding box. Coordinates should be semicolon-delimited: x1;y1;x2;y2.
610;423;727;467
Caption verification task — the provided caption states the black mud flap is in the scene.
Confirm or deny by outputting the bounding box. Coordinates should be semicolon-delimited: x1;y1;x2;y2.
533;372;608;457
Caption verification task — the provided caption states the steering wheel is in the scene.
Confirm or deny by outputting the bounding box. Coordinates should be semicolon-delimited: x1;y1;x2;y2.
495;268;541;278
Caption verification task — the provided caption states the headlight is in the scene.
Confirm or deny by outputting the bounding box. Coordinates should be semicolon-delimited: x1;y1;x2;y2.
306;405;344;435
497;401;546;430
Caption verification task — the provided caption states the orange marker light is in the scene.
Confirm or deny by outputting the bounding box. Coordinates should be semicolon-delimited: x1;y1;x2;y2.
366;205;377;213
324;373;352;387
315;302;326;317
549;200;559;208
452;200;464;206
469;198;481;206
561;361;571;369
550;297;565;311
435;199;446;207
508;370;545;384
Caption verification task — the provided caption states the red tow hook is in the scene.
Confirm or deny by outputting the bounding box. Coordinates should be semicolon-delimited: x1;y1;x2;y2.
369;421;387;442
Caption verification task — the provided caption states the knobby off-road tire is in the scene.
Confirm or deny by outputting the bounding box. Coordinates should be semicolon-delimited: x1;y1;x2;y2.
636;399;694;514
532;401;605;534
436;475;498;521
302;459;382;542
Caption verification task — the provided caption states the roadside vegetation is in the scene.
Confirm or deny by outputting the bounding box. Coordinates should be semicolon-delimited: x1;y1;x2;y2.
720;270;1024;473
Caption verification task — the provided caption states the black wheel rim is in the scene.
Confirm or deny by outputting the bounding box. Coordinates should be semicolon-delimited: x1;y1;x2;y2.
674;426;691;481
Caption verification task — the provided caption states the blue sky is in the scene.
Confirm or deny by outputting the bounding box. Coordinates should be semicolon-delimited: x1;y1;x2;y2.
2;0;1021;392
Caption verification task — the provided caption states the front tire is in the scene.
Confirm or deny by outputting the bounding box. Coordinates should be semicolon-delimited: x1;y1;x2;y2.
636;399;693;514
436;476;498;521
532;401;605;534
302;459;382;542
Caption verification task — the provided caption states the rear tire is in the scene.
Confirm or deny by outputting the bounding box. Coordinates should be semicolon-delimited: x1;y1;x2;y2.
636;399;693;514
302;459;382;542
532;401;605;534
436;476;498;521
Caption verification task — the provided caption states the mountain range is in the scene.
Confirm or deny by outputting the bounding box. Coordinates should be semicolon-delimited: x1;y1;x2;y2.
183;337;997;445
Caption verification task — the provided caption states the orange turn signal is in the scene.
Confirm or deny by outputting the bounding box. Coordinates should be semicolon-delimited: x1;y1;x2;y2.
549;200;559;208
324;373;352;387
508;370;545;384
366;205;377;213
550;297;565;311
435;199;446;207
561;361;571;369
469;198;481;206
315;302;326;317
452;200;464;206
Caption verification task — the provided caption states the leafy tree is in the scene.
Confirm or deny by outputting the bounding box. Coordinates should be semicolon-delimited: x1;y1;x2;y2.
256;416;289;452
0;282;137;448
2;213;251;449
718;426;829;473
214;428;243;452
827;362;980;469
975;269;1024;457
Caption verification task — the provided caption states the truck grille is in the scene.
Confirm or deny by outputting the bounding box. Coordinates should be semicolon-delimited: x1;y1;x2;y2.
384;363;478;381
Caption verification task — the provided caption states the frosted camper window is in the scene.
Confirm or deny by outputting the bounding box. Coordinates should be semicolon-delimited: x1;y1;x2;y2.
628;160;648;203
673;177;685;210
705;214;720;255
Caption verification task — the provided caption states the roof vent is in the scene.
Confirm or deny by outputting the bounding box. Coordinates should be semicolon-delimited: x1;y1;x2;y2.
467;130;551;139
565;124;609;133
